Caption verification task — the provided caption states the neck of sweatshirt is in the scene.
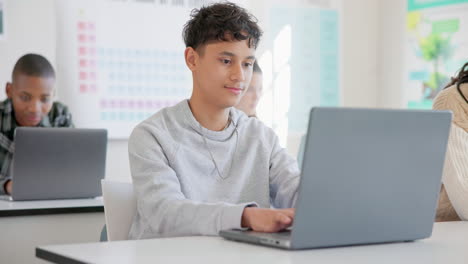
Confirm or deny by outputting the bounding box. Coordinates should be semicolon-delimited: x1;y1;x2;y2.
181;100;239;142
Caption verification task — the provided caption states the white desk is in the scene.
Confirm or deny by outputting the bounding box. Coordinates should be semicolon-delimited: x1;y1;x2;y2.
36;222;468;264
0;198;105;264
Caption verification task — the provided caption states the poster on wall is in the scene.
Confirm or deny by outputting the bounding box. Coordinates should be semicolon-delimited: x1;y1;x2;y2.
0;0;5;41
269;6;339;133
406;0;468;109
55;0;244;139
253;0;340;148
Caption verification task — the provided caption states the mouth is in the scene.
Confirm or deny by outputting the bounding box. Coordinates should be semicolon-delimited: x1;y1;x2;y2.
225;86;243;95
26;116;42;123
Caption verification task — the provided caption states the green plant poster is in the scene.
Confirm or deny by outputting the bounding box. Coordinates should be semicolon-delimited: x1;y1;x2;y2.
406;0;468;109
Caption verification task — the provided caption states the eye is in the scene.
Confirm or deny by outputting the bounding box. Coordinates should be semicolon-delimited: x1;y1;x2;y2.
244;62;253;67
41;97;51;104
221;58;231;65
19;94;31;102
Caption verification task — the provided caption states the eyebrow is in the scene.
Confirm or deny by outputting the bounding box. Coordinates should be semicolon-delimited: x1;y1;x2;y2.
219;51;256;60
19;91;51;97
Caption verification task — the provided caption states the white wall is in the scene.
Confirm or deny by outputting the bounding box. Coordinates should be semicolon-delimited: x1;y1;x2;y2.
0;0;56;99
341;0;406;109
378;0;406;108
341;0;380;107
0;0;408;180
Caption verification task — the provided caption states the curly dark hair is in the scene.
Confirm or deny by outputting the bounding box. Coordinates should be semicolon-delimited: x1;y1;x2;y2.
443;62;468;104
444;62;468;89
182;2;263;52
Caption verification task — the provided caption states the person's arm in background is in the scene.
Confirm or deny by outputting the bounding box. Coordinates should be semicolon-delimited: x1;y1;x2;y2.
440;124;468;220
433;87;464;221
0;178;12;195
0;134;14;195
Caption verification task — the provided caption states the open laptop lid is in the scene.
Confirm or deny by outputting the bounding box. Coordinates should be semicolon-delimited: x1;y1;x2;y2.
11;127;107;201
290;107;452;249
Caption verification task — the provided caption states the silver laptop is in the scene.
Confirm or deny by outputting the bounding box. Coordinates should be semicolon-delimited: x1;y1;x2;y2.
220;107;452;250
7;127;107;201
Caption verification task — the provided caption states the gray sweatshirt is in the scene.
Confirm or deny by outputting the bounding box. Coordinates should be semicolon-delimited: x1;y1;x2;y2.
128;100;300;239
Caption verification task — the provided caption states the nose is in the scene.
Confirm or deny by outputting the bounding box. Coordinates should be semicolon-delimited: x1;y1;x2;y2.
230;63;246;82
26;100;42;114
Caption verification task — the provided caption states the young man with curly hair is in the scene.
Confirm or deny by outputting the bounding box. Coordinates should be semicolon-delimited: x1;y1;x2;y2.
128;2;299;239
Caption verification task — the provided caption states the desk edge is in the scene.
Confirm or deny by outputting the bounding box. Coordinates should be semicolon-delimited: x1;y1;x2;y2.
0;206;104;217
36;247;88;264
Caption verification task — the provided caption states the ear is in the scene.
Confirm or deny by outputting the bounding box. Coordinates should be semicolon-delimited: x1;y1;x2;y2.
184;47;198;72
5;82;12;99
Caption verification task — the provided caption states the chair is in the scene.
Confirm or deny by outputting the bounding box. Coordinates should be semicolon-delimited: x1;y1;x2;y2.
101;180;137;241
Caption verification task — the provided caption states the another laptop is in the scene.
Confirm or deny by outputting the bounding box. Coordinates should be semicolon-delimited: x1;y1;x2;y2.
220;107;452;250
6;127;107;201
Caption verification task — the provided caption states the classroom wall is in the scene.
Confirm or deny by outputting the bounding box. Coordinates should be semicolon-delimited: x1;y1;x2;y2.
0;0;56;97
0;0;408;181
377;0;406;108
341;0;380;108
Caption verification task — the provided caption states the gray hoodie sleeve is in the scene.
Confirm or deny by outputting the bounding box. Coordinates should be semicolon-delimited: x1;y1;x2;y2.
268;133;301;209
128;124;253;239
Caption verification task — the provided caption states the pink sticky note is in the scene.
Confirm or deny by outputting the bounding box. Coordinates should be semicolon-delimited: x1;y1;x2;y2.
78;34;87;43
79;46;87;56
80;84;87;93
79;59;87;68
78;22;86;30
79;72;87;80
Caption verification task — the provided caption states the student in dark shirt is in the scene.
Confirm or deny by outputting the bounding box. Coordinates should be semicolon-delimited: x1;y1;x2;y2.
0;53;74;195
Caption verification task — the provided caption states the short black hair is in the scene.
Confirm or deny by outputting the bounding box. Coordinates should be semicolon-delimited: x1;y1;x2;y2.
12;53;56;80
253;60;262;74
182;2;263;52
